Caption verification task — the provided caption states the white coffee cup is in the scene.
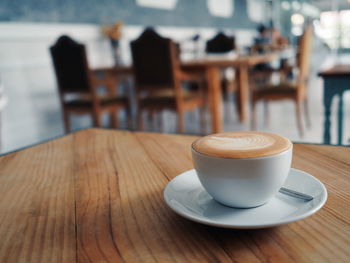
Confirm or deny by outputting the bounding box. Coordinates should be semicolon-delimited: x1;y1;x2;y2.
191;132;293;208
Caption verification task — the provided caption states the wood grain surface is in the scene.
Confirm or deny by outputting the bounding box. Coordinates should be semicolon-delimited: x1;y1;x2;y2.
0;129;349;263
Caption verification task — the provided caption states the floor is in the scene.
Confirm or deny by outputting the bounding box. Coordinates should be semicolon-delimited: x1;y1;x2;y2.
1;58;350;155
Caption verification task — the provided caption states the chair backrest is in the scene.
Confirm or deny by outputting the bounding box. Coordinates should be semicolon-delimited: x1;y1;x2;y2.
50;35;91;94
130;28;178;89
297;26;313;82
205;32;236;53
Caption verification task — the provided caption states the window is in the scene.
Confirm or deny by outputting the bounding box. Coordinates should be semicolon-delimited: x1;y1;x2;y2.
318;10;350;49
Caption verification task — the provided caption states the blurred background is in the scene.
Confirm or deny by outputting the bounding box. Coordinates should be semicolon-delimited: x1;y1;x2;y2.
1;0;350;154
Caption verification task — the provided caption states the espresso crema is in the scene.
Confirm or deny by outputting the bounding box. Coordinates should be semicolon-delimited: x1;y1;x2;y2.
192;131;292;158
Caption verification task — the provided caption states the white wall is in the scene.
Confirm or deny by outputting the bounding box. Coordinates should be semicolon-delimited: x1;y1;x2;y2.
0;22;255;153
0;22;116;152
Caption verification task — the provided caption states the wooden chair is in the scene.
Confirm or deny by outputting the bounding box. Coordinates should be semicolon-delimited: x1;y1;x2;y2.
206;32;237;100
130;29;206;133
50;35;130;133
205;32;236;53
251;26;313;136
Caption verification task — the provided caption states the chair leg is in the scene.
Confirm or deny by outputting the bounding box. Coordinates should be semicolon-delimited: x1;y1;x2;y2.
150;110;157;131
295;100;304;137
157;111;163;133
63;110;70;133
177;110;184;134
125;105;133;130
110;110;118;128
264;101;269;127
222;78;229;101
304;97;311;128
92;110;102;127
137;109;144;130
251;100;257;130
199;105;206;134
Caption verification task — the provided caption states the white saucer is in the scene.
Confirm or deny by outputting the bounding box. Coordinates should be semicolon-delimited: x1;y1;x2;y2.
164;168;327;229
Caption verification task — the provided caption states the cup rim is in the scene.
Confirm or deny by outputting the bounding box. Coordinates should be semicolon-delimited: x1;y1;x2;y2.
191;141;293;160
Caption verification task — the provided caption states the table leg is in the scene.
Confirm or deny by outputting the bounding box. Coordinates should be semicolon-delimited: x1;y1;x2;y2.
206;67;223;133
237;65;249;122
323;80;333;144
338;92;344;145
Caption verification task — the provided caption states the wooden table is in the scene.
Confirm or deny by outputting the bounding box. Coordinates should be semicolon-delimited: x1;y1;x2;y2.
319;64;350;145
1;129;350;262
181;53;277;130
94;53;277;133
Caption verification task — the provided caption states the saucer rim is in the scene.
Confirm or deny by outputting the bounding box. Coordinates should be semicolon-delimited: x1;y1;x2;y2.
163;168;328;229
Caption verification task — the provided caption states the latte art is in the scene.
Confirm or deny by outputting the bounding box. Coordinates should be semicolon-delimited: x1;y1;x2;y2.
192;131;292;159
208;135;275;150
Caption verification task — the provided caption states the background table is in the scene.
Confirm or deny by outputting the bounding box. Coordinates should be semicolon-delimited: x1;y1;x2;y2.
1;129;349;262
94;53;277;133
319;65;350;145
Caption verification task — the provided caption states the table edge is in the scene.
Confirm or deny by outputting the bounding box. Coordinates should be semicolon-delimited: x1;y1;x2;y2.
1;128;348;158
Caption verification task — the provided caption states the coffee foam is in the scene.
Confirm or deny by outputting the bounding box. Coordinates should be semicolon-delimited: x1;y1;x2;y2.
192;131;292;158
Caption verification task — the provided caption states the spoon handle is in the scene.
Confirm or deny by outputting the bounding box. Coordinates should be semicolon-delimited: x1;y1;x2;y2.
279;187;314;201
